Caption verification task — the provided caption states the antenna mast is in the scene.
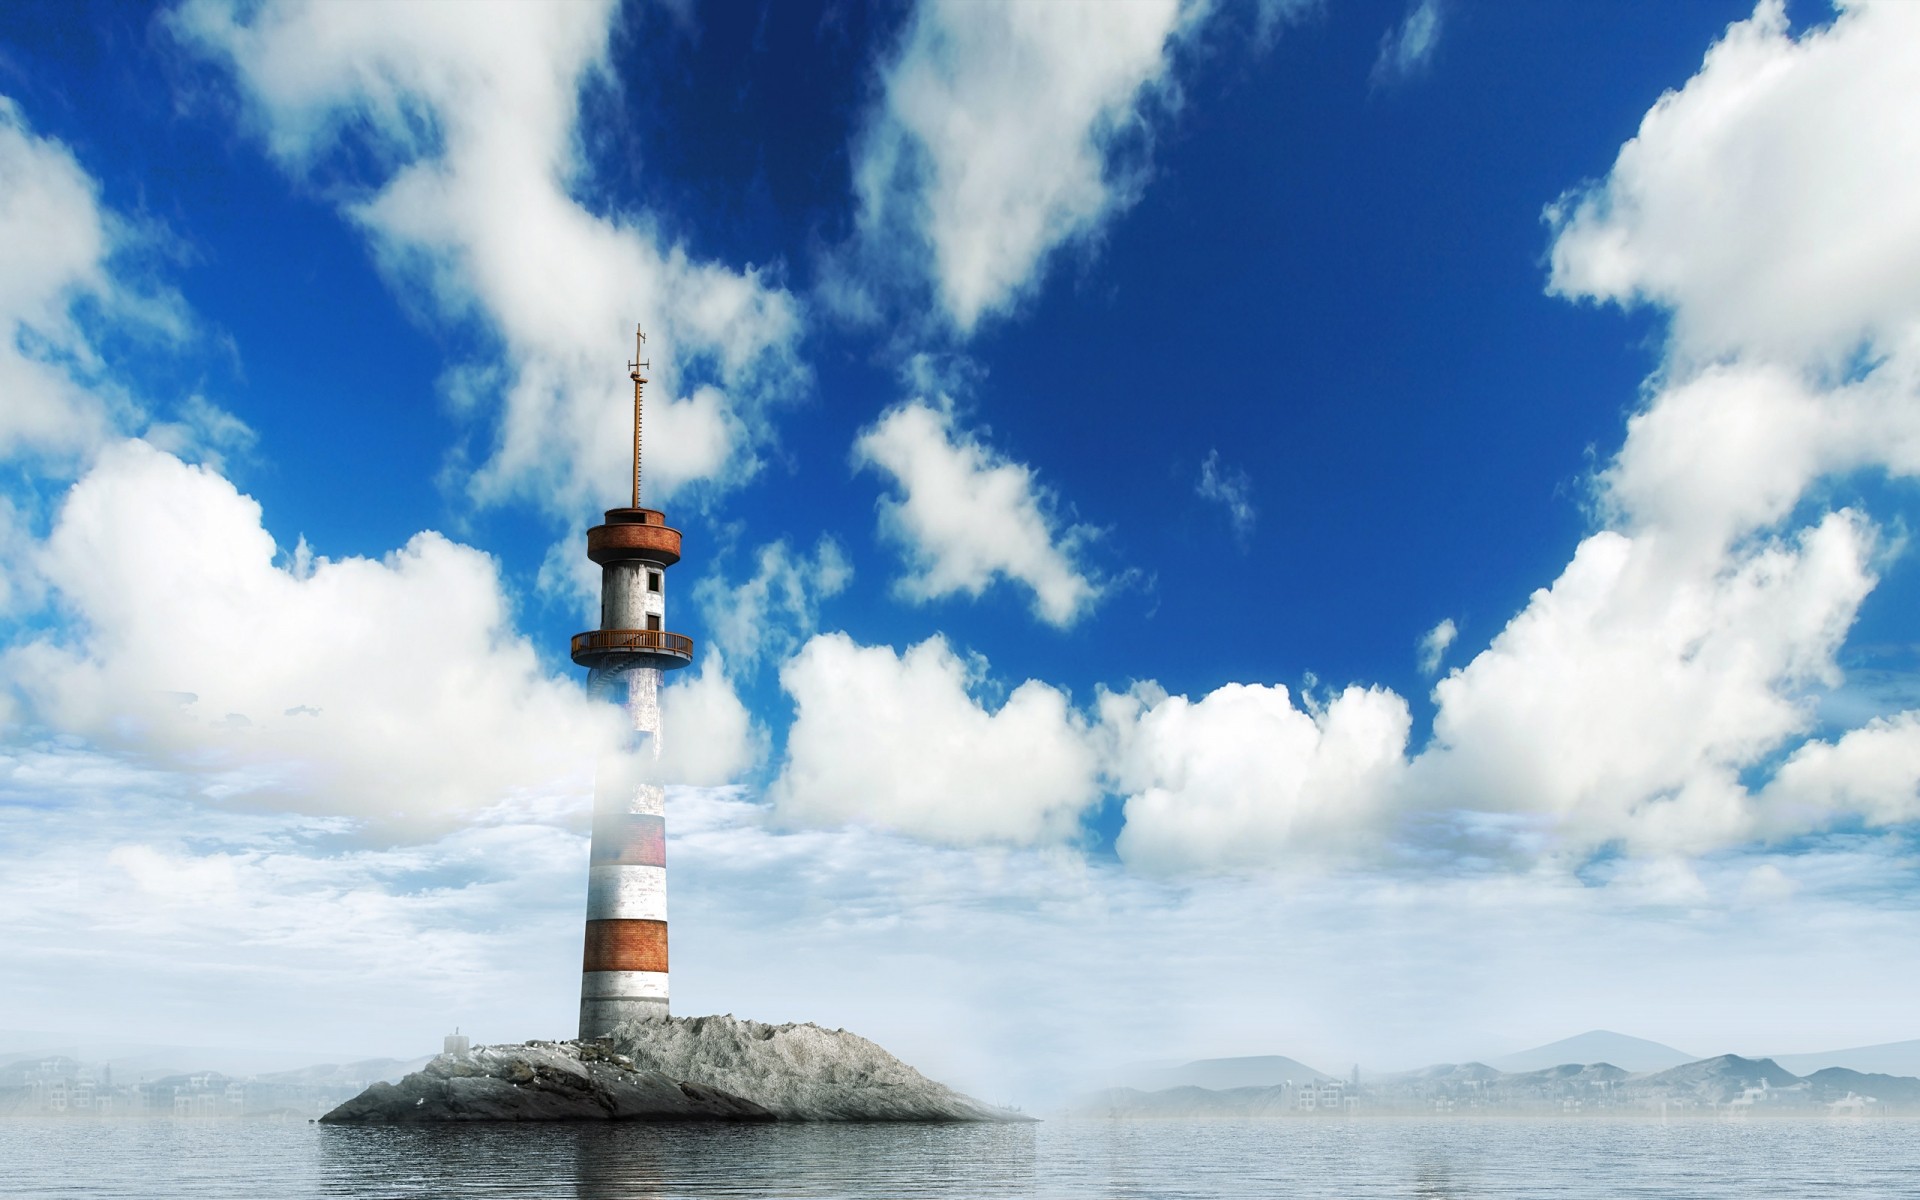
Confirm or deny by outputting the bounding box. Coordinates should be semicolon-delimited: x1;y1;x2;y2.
628;324;650;509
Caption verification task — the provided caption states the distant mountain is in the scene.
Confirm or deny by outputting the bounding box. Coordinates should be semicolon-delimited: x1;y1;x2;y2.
256;1057;430;1087
1802;1067;1920;1106
1492;1031;1696;1075
1080;1084;1301;1118
1771;1039;1920;1079
1077;1053;1920;1117
1395;1062;1502;1085
1635;1055;1798;1103
1121;1055;1335;1091
1502;1063;1629;1087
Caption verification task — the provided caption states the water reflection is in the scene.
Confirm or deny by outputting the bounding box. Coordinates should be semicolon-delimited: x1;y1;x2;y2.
572;1124;1039;1199
313;1122;1043;1200
30;1114;1902;1199
1411;1159;1470;1199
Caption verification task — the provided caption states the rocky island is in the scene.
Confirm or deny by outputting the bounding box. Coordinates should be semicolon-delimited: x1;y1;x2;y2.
321;1014;1026;1124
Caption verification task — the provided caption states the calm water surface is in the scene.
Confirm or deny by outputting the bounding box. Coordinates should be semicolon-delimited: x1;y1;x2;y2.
4;1118;1917;1198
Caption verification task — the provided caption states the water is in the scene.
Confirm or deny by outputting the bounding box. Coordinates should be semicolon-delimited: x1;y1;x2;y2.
4;1118;1917;1198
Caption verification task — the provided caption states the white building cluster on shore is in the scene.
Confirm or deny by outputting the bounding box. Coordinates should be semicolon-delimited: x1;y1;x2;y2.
1;1054;410;1120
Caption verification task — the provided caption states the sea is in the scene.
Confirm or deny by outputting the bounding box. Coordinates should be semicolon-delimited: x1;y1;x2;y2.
3;1117;1917;1198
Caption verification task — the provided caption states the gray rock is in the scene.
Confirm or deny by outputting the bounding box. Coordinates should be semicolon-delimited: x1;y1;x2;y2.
606;1013;1027;1121
320;1015;1029;1124
319;1039;773;1123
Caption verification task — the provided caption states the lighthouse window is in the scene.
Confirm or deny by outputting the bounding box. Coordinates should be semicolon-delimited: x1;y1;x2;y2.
647;570;662;593
647;614;662;632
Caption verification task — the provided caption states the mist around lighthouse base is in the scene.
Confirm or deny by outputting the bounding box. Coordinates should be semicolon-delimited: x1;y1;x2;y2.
318;1013;1028;1123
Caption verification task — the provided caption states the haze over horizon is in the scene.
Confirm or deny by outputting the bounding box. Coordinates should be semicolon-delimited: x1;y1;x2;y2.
18;1026;1920;1108
5;0;1920;1105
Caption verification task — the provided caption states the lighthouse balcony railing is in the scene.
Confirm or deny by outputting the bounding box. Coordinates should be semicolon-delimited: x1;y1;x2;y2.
571;629;695;659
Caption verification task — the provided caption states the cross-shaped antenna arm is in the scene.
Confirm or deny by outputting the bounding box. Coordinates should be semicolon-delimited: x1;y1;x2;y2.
629;324;650;378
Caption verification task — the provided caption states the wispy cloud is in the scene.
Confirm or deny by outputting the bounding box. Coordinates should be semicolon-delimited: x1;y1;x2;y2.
694;536;852;676
12;761;1920;1097
835;0;1191;335
1195;449;1255;543
1419;617;1457;675
831;0;1324;336
0;96;198;470
854;397;1103;627
1371;0;1444;89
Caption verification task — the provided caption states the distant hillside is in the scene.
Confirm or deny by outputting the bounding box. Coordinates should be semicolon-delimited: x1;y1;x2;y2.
1080;1084;1300;1118
1120;1055;1334;1091
1492;1031;1696;1074
1077;1052;1920;1117
1396;1062;1502;1085
1635;1055;1798;1104
1803;1068;1920;1106
256;1057;430;1087
1771;1039;1920;1079
1503;1063;1628;1087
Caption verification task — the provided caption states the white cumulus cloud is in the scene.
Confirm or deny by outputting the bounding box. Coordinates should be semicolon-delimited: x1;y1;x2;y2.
657;655;766;788
841;0;1198;333
808;2;1920;870
1597;360;1920;556
855;398;1101;627
175;0;806;515
769;632;1100;845
1546;0;1920;372
1458;0;1920;855
1104;680;1413;875
4;439;620;839
1417;512;1878;855
0;84;655;846
1760;712;1920;831
765;627;1416;871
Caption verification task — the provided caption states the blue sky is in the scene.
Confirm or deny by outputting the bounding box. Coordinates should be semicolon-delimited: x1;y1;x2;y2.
5;0;1920;1098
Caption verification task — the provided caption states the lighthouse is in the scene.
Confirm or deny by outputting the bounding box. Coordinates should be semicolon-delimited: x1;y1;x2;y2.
571;325;694;1038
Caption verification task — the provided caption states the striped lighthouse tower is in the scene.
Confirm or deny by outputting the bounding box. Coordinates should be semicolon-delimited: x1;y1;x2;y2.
571;325;695;1038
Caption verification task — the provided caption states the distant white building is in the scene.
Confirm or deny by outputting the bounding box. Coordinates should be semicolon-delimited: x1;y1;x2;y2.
1297;1079;1355;1112
1829;1093;1877;1116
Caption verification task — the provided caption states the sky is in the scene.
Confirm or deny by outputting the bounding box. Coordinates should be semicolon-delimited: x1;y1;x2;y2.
4;0;1920;1102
